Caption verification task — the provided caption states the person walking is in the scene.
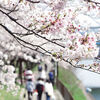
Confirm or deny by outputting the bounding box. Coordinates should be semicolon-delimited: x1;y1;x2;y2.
24;67;35;99
24;67;33;81
48;71;54;86
26;79;34;100
39;69;46;80
38;66;42;72
45;79;55;100
36;78;44;100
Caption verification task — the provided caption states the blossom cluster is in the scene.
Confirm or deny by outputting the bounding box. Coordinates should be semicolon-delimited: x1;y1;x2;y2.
0;41;40;63
0;65;20;95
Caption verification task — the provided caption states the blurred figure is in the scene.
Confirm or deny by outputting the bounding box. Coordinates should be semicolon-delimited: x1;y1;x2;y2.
36;78;44;100
48;71;54;86
39;69;46;80
38;65;46;80
45;79;55;100
24;67;33;80
26;79;34;100
38;66;42;72
24;68;35;99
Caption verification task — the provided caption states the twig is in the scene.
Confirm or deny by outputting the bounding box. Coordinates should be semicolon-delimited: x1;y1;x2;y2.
26;0;40;4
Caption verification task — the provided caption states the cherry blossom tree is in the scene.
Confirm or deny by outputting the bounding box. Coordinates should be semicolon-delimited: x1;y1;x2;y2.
0;0;100;94
0;0;100;91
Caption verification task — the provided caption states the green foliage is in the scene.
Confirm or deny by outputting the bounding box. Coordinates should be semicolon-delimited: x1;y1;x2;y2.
58;67;87;100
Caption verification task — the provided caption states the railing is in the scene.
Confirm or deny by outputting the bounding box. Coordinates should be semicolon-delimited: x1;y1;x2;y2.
56;78;74;100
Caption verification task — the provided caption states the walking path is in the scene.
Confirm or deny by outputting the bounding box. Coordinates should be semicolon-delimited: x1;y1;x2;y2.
20;66;64;100
20;88;64;100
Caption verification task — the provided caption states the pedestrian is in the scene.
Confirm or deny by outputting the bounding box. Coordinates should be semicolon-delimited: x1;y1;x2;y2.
24;67;33;81
48;71;54;86
38;66;42;72
39;69;46;80
45;79;55;100
26;79;34;100
36;78;44;100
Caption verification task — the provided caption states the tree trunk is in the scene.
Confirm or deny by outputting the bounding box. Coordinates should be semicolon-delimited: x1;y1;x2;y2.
19;58;23;85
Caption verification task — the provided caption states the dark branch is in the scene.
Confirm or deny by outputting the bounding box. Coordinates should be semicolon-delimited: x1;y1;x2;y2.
40;38;63;46
7;5;19;15
16;39;50;56
12;31;33;37
0;9;18;21
84;0;100;6
0;23;52;54
0;5;18;14
26;0;40;4
63;58;100;74
0;5;13;11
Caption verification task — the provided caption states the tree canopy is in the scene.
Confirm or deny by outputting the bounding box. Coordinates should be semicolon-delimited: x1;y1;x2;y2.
0;0;100;77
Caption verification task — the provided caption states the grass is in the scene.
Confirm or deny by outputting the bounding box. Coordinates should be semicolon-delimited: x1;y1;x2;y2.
58;67;87;100
0;87;21;100
32;64;38;72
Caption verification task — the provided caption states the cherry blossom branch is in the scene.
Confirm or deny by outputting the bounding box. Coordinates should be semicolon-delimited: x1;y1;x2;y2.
40;38;63;46
1;23;100;74
0;9;65;48
63;58;100;74
0;23;52;54
0;3;100;74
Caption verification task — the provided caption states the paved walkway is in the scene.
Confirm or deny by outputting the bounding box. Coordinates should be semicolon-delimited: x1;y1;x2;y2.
20;66;64;100
20;88;64;100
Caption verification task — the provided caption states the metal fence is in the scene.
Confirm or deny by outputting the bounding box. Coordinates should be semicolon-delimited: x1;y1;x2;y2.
56;78;74;100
